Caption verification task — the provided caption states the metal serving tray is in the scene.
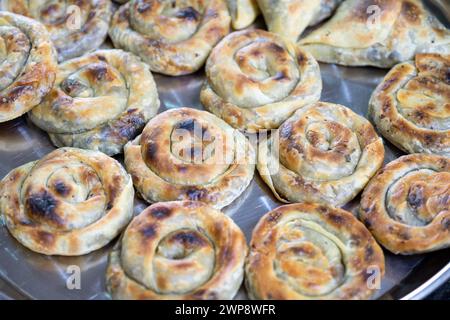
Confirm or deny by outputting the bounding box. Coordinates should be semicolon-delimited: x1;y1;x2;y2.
0;2;449;300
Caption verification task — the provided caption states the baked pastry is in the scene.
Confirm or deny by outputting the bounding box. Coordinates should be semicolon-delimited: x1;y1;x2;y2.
0;147;134;256
109;0;230;76
200;29;322;132
258;102;384;206
245;203;385;300
29;49;160;156
227;0;259;29
124;108;255;209
1;0;112;62
0;12;57;123
106;201;247;300
369;53;449;157
299;0;450;68
257;0;342;42
360;154;450;255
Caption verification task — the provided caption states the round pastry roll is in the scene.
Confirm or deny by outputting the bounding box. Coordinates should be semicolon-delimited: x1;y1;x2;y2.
0;0;112;62
106;201;247;300
369;53;449;157
29;49;160;156
258;102;385;206
245;203;385;300
0;12;57;123
0;148;134;256
200;29;322;132
124;108;255;209
360;154;450;255
109;0;231;76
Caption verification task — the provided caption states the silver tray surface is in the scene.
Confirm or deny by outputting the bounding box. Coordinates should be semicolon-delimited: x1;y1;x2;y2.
0;1;449;300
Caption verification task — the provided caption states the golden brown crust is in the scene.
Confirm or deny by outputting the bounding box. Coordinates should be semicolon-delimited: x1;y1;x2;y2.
0;12;57;123
360;154;450;255
257;102;384;206
369;53;449;156
200;29;322;132
124;108;255;209
226;0;259;29
29;49;160;156
106;201;248;300
257;0;342;42
109;0;230;76
299;0;450;68
1;0;112;62
245;203;385;300
0;147;134;256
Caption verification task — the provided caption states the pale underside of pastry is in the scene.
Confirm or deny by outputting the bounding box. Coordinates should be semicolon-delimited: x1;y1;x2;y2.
227;0;259;30
257;0;342;42
0;0;112;62
124;107;255;209
201;29;322;132
106;201;248;300
360;154;450;255
299;0;450;68
109;0;231;76
369;53;449;157
257;101;385;207
0;12;57;123
29;49;160;156
0;147;134;256
245;202;385;300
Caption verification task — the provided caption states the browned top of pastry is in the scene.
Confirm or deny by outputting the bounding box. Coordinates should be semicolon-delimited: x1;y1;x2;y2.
0;148;134;256
360;154;450;254
0;11;57;122
369;53;449;156
106;201;247;299
245;202;385;300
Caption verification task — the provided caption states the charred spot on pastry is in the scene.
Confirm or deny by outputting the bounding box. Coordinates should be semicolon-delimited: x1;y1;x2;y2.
149;206;172;219
267;211;282;223
97;55;107;62
35;230;55;246
175;118;196;132
364;245;374;260
424;134;434;145
2;85;33;103
25;191;62;225
140;224;157;239
407;185;424;209
441;218;450;231
88;64;108;81
53;180;71;197
273;71;288;81
176;7;200;21
136;1;152;13
328;212;345;225
117;114;146;140
268;43;285;54
401;1;420;23
145;142;158;161
173;231;208;247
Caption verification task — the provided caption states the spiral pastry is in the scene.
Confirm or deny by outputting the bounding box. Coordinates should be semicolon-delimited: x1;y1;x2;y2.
226;0;259;30
124;108;255;209
258;102;385;206
1;0;112;62
106;201;247;300
360;154;450;255
109;0;231;76
29;49;160;156
0;12;57;123
245;203;385;300
0;148;134;256
369;53;449;157
200;29;322;132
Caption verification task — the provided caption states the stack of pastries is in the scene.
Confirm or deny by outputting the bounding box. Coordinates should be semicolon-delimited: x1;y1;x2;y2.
0;0;448;301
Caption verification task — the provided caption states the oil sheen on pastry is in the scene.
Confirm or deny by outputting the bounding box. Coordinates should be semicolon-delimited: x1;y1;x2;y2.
124;108;255;209
257;0;342;42
227;0;259;29
360;154;450;255
369;53;449;157
245;203;385;300
109;0;231;76
0;147;134;256
0;0;112;62
29;49;160;156
106;201;247;299
0;12;57;123
299;0;450;68
258;102;384;206
200;29;322;132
